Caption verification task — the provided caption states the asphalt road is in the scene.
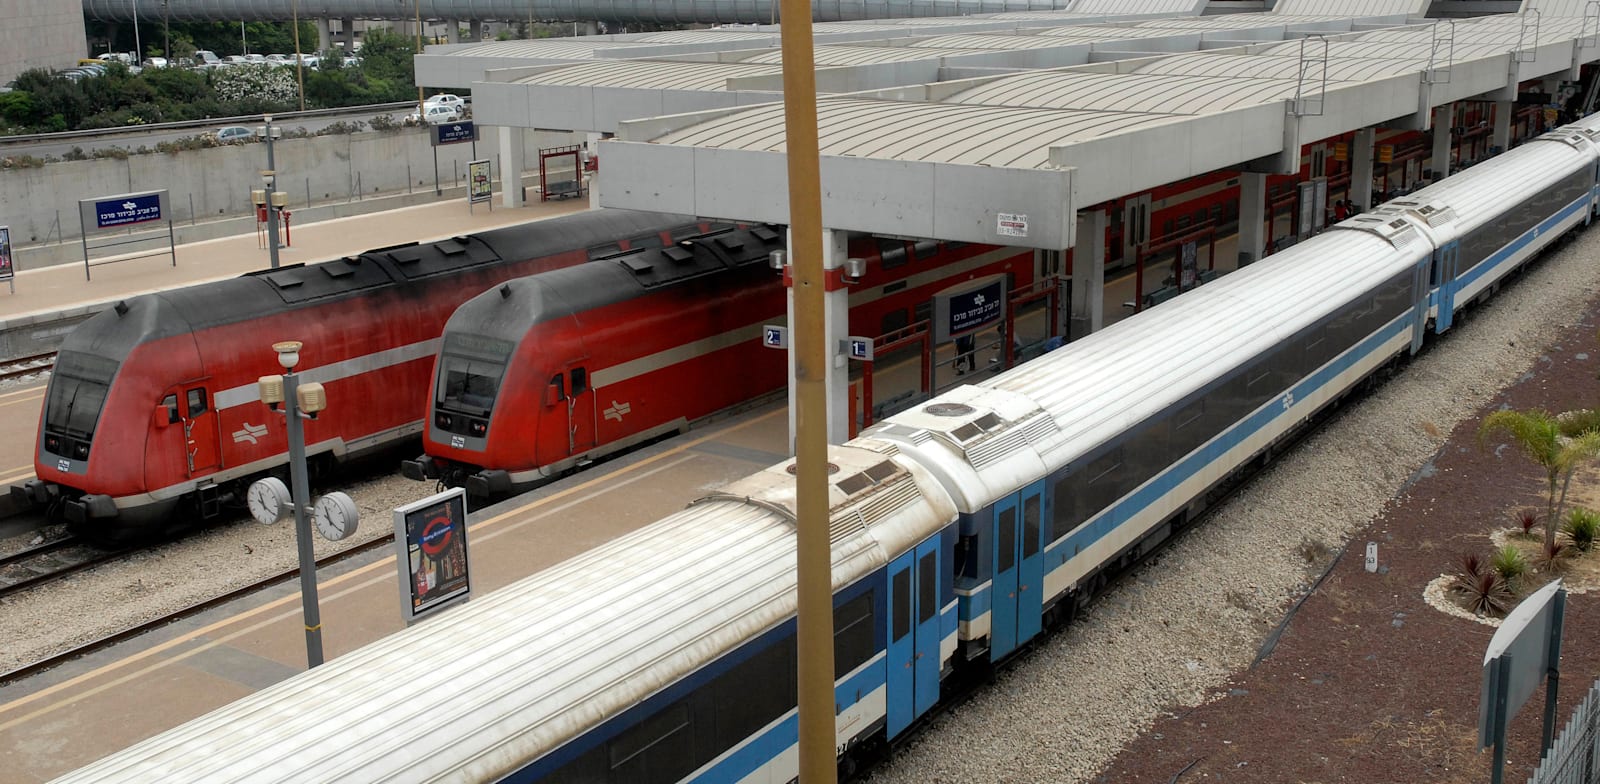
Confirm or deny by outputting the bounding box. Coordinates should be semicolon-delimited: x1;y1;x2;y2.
0;105;434;160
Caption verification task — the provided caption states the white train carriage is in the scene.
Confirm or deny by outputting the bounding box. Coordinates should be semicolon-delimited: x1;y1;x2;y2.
1377;117;1600;332
867;225;1427;662
52;441;957;784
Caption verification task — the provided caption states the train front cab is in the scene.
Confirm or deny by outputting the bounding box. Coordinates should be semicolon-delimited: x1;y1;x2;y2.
954;479;1049;665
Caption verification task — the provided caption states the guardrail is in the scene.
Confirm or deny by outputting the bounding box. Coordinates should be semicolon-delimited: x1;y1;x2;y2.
0;101;434;146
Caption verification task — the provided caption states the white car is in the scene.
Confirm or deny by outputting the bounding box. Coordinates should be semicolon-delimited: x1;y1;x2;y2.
424;93;464;110
265;53;293;66
408;104;463;125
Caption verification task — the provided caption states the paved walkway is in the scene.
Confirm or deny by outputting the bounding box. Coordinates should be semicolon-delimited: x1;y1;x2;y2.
0;197;591;322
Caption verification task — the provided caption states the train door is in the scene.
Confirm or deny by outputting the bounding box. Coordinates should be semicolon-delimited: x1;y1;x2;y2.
1409;259;1429;354
1122;194;1151;264
885;537;941;738
563;364;595;457
990;480;1047;662
1435;241;1460;333
182;385;220;475
147;389;187;489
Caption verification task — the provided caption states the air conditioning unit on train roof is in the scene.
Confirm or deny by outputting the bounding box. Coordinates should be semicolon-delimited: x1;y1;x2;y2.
1391;199;1458;229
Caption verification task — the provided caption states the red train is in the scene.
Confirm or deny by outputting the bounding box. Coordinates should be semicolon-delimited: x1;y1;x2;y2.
404;226;1035;497
13;209;721;545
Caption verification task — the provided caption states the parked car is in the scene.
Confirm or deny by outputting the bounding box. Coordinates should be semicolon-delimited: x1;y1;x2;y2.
424;93;464;110
193;50;222;68
407;104;463;125
293;53;320;68
141;57;169;69
341;55;362;68
212;126;255;144
243;54;267;65
265;53;293;66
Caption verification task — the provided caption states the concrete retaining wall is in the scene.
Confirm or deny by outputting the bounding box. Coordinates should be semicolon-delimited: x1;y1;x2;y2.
0;125;579;257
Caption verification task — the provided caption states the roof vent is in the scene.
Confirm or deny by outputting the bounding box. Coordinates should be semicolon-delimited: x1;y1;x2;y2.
924;403;975;417
785;462;839;476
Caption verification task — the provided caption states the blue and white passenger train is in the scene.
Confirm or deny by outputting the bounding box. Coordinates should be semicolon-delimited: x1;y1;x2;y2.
54;113;1600;784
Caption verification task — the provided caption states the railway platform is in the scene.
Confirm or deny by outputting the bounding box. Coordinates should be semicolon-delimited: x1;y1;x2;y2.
0;402;795;783
0;197;591;361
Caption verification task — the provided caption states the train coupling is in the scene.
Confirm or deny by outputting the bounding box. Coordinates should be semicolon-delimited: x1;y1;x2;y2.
10;478;58;507
400;455;441;482
466;470;511;499
62;494;116;524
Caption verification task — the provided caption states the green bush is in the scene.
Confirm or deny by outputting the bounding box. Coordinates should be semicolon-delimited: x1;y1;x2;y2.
1563;507;1600;551
1492;545;1527;585
1559;409;1600;438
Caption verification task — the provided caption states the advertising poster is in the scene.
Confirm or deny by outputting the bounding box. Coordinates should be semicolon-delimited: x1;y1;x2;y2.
0;225;13;282
393;487;472;622
468;159;493;204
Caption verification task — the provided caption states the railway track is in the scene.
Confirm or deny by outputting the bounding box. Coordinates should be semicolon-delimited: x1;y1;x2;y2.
0;352;55;383
0;536;117;600
0;531;396;687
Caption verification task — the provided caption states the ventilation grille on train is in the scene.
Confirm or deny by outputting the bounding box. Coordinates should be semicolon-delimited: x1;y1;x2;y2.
837;480;921;540
853;440;901;457
868;423;933;445
964;412;1060;470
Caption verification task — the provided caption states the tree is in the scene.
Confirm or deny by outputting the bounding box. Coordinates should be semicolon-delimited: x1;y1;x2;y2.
356;28;417;84
1480;409;1600;550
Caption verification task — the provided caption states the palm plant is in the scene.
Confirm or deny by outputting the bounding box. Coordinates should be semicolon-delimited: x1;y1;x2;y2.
1479;410;1600;551
1492;545;1528;587
1453;552;1513;616
1562;507;1600;551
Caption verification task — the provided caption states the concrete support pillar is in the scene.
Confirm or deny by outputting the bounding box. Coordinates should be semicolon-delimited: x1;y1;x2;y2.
1350;127;1376;211
584;21;600;36
1493;100;1513;152
341;17;355;52
446;19;460;44
586;132;603;209
498;125;525;208
786;228;852;452
1238;172;1268;266
316;18;332;53
1070;209;1106;339
470;20;484;41
1431;104;1453;181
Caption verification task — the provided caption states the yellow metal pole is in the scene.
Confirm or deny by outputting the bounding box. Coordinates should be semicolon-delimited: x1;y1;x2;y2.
415;0;426;115
292;0;306;112
778;0;836;780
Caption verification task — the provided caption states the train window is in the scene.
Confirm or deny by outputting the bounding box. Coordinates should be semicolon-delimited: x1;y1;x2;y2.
918;552;937;624
161;394;179;424
877;238;909;271
1022;495;1041;558
608;703;693;782
697;641;792;760
570;368;588;396
892;568;911;641
881;309;910;336
834;592;875;679
1087;450;1122;486
913;240;940;260
548;374;566;404
186;389;208;417
997;507;1016;573
44;351;117;441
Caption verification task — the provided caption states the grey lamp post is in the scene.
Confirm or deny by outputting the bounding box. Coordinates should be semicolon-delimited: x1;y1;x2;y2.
259;341;327;668
257;115;285;266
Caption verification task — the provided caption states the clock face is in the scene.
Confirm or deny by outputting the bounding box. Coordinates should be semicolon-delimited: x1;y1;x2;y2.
247;477;290;525
313;492;359;542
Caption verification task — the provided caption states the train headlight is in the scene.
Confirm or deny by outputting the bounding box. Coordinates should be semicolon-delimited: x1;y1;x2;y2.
435;412;453;430
74;442;90;459
45;435;60;453
470;420;487;436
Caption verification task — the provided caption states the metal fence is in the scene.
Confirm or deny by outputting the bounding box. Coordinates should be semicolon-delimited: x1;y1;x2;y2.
1528;679;1600;784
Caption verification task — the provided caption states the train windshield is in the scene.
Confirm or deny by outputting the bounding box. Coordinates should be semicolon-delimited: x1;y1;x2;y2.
436;332;513;416
45;351;119;440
